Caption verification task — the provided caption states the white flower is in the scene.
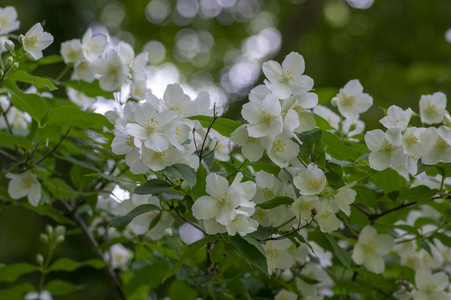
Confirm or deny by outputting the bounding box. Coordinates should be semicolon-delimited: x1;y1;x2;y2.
253;171;283;203
81;28;108;62
315;200;341;233
0;6;20;33
283;93;318;134
419;92;447;125
275;289;297;300
25;291;52;300
402;127;425;156
264;239;295;274
73;60;96;83
117;41;135;65
231;125;268;162
414;269;450;300
23;23;53;60
313;105;340;130
265;133;300;167
352;225;394;274
292;195;320;221
332;79;373;120
191;173;256;226
420;126;451;165
106;244;133;269
293;164;327;195
67;87;96;108
342;118;365;137
241;93;284;138
380;105;413;132
130;80;147;100
262;52;314;99
327;182;357;217
94;50;129;92
6;170;41;206
60;39;83;63
140;145;182;171
365;128;407;171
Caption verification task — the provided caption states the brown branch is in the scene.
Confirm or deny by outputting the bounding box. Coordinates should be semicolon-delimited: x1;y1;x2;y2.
59;200;126;300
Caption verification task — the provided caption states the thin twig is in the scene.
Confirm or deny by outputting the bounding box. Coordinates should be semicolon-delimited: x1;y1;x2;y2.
35;126;72;165
59;200;126;300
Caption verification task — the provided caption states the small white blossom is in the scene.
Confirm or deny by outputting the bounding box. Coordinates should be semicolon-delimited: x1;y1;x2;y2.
352;225;394;274
0;7;20;33
365;128;406;171
420;126;451;165
419;92;447;125
60;39;83;63
293;164;327;195
414;269;450;300
6;170;41;206
105;244;133;269
274;289;297;300
81;28;108;62
262;52;314;99
313;105;340;130
332;79;373;120
380;105;413;132
94;50;129;92
23;23;53;60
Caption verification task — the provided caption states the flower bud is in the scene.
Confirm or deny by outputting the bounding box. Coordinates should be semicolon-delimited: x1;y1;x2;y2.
443;113;451;127
18;34;24;44
331;97;338;107
36;253;44;266
40;233;49;244
54;225;66;237
5;40;15;51
45;225;53;236
5;56;14;68
10;62;19;72
55;235;65;244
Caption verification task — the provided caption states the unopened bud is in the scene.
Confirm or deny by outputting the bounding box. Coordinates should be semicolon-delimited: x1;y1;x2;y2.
331;97;338;107
10;62;19;72
45;225;53;236
18;34;24;44
36;253;44;266
5;56;13;67
443;114;451;127
5;40;14;51
54;225;66;237
55;235;65;244
40;233;49;244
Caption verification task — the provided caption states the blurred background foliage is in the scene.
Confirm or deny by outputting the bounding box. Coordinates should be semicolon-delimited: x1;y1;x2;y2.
1;0;451;298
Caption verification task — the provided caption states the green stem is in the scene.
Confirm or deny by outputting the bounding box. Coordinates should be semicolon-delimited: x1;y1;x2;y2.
55;65;70;82
38;245;55;292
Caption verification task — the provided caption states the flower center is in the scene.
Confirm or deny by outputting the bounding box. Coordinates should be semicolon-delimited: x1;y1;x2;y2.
260;112;272;124
425;104;437;115
79;62;88;70
380;140;394;153
88;44;99;55
364;244;376;254
108;65;118;75
344;96;356;106
281;70;294;84
20;177;33;189
262;187;274;198
301;201;312;211
407;135;418;145
267;248;281;258
272;140;286;153
153;151;165;159
0;18;7;27
256;208;267;217
435;137;448;152
144;117;159;132
168;103;181;112
248;137;259;144
320;210;331;220
126;136;134;147
216;196;226;207
293;105;305;116
27;36;38;47
309;178;319;189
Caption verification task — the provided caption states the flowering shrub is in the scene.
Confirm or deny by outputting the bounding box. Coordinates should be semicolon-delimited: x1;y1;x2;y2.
1;5;451;300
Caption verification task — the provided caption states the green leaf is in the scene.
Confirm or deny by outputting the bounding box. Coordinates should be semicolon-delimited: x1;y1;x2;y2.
322;131;359;161
314;113;334;130
230;235;269;276
0;131;30;149
9;70;57;91
371;168;404;194
48;258;107;272
190;163;208;200
163;163;197;187
38;55;64;65
0;262;40;282
45;106;113;129
241;235;266;256
134;179;173;195
5;78;48;121
210;240;224;263
398;186;435;202
188;115;241;137
44;280;77;296
168;280;198;300
324;233;351;269
63;80;115;98
111;204;160;229
0;283;35;299
293;270;321;284
22;202;74;225
148;211;162;231
256;196;294;209
162;236;217;282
